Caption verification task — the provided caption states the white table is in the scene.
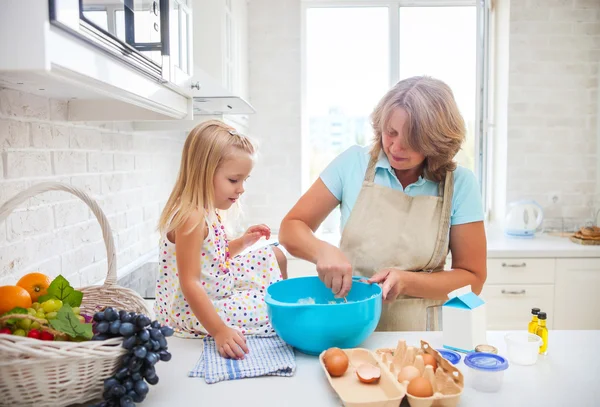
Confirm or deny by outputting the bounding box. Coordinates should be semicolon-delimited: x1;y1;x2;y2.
141;330;600;406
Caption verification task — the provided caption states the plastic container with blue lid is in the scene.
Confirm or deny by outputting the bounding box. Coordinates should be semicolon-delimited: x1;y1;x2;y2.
464;352;509;392
436;349;461;365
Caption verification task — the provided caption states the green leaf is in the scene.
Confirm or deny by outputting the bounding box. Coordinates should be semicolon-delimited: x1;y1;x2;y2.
49;304;93;340
40;275;83;307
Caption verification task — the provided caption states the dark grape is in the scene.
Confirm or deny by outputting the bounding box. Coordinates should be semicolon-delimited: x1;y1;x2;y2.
145;352;159;366
120;313;133;324
119;396;135;407
131;372;142;382
109;384;126;398
109;320;122;335
142;366;155;379
128;390;145;403
119;322;135;337
122;336;137;350
134;379;149;396
103;378;119;392
121;355;132;368
138;328;150;342
146;374;159;385
96;321;110;334
118;310;128;320
94;311;105;322
160;326;174;337
144;341;152;351
136;315;151;329
128;357;143;372
158;336;168;349
115;367;129;381
123;378;134;391
151;340;160;351
159;350;172;362
104;307;118;322
92;334;109;341
133;346;147;359
151;320;161;329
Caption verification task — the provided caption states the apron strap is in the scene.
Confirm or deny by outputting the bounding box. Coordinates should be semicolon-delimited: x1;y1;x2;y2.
364;154;378;183
423;171;454;271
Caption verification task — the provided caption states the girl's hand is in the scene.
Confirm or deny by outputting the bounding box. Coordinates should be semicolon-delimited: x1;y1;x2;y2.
316;244;353;298
214;326;249;359
241;224;271;248
368;269;406;303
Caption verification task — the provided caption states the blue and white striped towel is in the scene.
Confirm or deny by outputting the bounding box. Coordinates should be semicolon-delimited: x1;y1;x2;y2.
188;334;296;384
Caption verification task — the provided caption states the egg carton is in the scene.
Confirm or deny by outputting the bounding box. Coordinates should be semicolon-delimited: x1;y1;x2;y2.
376;340;464;407
318;340;463;407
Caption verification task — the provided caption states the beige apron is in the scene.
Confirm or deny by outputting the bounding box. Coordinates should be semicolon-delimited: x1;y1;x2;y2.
339;155;454;331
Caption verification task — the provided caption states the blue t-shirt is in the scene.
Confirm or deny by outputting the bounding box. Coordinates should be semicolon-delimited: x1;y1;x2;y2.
320;145;484;230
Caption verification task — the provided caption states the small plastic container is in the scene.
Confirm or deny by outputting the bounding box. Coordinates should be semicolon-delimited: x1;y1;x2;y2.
463;352;509;393
504;332;543;365
436;348;461;365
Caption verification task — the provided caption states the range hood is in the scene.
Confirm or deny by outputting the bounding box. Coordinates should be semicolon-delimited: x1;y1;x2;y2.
190;68;255;116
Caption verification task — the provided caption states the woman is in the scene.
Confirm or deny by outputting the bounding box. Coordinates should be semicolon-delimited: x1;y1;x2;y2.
279;76;487;331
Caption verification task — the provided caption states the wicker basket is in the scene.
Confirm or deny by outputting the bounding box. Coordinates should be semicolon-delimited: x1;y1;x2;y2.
0;182;153;407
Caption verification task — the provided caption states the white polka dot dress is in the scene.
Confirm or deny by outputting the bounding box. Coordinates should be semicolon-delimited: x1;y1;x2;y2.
154;213;283;338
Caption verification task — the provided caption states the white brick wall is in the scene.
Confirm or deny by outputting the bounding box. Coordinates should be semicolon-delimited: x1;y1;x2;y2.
508;0;600;220
0;88;185;287
246;0;302;232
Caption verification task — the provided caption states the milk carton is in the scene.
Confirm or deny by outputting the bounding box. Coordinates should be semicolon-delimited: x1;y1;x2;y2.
442;285;487;353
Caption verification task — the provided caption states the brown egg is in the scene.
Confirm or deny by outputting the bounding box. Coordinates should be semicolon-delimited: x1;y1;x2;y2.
325;352;349;377
422;353;438;371
407;376;434;398
356;363;381;384
323;347;345;363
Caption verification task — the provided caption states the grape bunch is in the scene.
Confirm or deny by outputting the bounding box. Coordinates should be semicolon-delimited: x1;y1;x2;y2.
90;307;174;407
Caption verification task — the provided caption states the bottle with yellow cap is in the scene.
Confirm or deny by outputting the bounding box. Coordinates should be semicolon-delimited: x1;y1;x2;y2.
536;312;548;355
528;307;540;334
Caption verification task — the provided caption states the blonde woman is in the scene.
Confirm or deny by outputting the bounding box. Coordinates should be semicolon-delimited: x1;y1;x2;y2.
155;120;287;359
279;76;487;331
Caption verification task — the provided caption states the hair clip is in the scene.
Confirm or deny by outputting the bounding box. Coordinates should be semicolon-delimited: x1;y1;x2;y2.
228;130;238;136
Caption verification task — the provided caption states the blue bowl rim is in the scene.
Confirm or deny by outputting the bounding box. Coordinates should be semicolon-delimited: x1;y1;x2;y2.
265;275;382;307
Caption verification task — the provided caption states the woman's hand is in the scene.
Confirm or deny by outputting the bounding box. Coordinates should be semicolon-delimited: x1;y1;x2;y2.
213;326;249;359
241;224;271;248
316;244;353;298
368;269;407;303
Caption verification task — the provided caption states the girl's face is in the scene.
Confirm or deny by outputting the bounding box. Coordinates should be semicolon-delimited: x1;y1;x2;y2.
213;148;254;210
381;108;426;172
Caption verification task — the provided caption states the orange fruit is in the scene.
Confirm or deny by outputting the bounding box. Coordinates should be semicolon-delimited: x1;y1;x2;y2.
16;272;51;302
0;285;32;315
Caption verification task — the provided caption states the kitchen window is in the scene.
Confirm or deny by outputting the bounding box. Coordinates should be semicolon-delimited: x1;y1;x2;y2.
302;0;491;231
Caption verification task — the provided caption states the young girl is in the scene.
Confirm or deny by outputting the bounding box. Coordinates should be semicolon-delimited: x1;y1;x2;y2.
154;120;287;360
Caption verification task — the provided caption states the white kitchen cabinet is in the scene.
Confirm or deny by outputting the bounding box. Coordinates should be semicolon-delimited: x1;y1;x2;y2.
554;258;600;330
193;0;249;100
0;0;193;121
482;258;555;330
480;284;554;330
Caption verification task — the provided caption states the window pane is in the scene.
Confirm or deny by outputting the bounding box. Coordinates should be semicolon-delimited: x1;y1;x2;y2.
307;7;389;183
399;6;477;171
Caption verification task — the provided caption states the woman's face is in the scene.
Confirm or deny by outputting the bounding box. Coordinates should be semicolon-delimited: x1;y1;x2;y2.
381;108;426;172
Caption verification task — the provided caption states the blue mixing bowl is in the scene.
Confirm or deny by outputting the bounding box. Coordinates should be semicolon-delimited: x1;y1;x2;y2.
265;276;382;355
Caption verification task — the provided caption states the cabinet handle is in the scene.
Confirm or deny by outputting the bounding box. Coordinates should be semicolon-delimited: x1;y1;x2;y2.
501;289;526;295
501;262;526;268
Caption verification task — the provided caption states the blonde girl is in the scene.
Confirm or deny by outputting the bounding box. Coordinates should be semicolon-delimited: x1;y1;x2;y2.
154;120;287;359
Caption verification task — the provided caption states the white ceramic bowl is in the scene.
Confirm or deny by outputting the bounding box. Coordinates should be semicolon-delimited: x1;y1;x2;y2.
504;332;542;366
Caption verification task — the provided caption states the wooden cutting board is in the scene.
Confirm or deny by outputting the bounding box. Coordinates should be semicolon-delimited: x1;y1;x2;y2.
570;236;600;245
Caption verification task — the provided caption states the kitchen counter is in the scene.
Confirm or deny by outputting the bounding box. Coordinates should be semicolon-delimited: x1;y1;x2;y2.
143;330;599;406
